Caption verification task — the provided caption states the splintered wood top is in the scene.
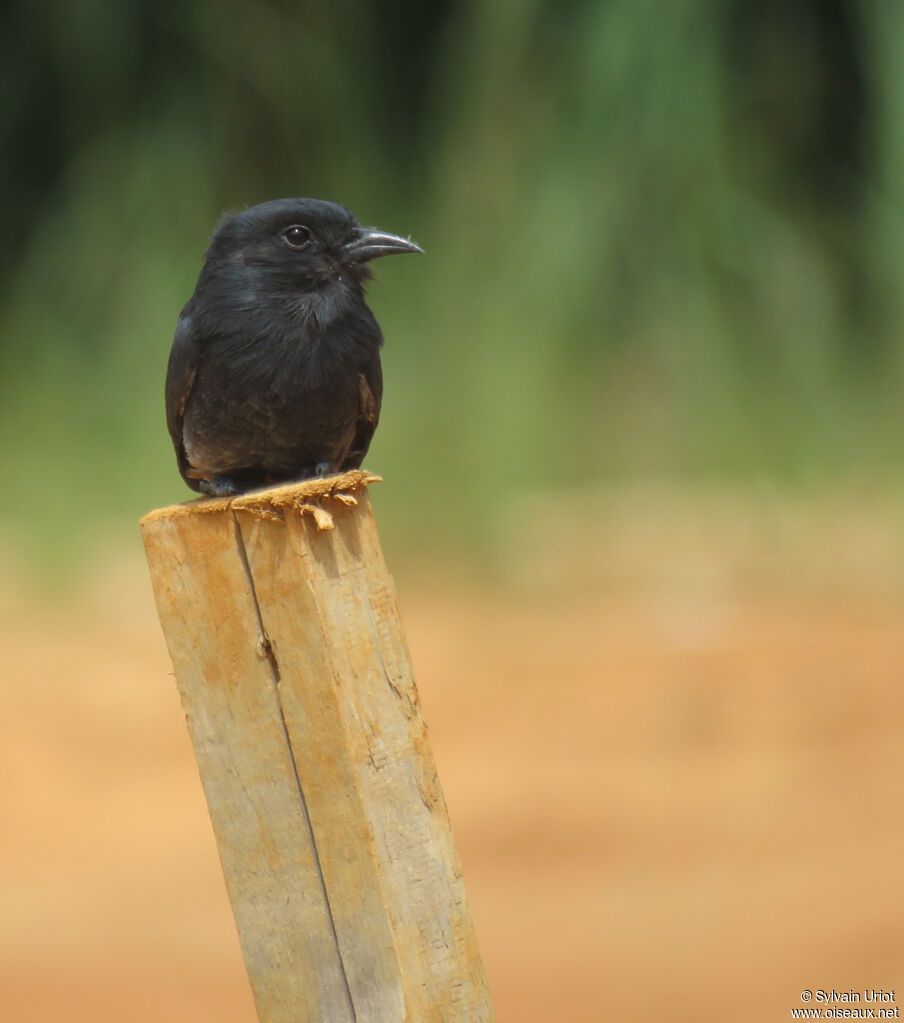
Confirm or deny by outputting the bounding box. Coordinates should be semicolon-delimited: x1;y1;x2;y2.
140;462;494;1021
139;470;382;527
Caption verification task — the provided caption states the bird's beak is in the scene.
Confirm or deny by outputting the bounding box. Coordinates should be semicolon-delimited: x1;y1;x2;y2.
344;227;424;263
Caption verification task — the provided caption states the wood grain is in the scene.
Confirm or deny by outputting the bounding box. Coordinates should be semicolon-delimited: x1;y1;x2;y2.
140;473;493;1023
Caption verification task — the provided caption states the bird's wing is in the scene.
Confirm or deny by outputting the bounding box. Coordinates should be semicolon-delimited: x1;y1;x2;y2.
341;355;383;470
165;314;201;479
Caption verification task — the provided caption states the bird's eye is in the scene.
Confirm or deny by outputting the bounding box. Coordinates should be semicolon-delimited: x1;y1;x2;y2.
283;225;312;249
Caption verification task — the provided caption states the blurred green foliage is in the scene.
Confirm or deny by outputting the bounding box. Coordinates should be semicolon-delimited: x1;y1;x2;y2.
1;0;901;570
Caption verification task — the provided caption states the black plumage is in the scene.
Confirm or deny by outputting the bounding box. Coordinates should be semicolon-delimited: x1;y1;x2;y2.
165;197;421;496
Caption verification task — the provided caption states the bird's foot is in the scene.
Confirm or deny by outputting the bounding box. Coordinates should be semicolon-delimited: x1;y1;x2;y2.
199;476;244;497
314;462;331;478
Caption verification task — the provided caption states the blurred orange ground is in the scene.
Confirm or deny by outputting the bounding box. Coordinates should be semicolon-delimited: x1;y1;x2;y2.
1;492;903;1022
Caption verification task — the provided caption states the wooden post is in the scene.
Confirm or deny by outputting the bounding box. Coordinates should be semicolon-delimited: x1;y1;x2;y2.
140;471;494;1023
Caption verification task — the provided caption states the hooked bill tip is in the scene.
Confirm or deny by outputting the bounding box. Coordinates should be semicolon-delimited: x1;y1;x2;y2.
345;228;423;262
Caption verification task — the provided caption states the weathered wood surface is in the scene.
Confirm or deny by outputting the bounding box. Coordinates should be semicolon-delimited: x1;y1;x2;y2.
140;471;494;1023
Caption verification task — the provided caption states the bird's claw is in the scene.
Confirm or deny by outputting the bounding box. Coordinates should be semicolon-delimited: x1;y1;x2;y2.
199;476;243;497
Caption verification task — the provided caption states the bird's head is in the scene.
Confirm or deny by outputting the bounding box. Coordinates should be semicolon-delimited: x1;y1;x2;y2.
203;198;422;288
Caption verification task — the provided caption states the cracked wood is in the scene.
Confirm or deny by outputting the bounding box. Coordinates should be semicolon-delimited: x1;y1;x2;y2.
140;475;494;1023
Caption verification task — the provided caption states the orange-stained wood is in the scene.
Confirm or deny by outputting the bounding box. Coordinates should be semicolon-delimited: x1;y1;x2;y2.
140;473;494;1023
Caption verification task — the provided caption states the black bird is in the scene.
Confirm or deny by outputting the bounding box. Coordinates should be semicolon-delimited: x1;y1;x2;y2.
165;197;422;496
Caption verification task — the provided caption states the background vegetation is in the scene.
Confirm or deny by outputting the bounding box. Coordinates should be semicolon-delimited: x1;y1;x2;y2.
2;8;902;1020
1;0;901;571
